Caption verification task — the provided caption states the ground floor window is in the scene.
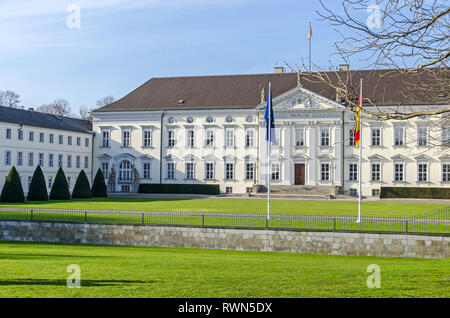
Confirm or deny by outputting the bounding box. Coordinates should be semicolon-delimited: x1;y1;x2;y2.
225;163;234;180
185;163;194;180
443;164;450;182
372;189;380;197
245;163;254;180
320;163;330;181
225;187;233;194
119;160;133;182
371;163;381;181
349;188;357;196
101;161;109;179
121;185;131;193
418;163;428;182
271;163;280;180
143;162;151;179
205;163;214;180
349;164;358;181
394;163;404;181
167;163;175;180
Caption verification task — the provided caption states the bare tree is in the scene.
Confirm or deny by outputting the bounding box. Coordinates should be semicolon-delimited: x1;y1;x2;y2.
96;95;115;108
79;105;93;121
0;90;21;108
36;99;72;116
298;0;450;121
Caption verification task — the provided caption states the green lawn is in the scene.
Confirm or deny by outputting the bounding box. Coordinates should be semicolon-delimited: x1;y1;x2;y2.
0;197;447;217
0;241;448;298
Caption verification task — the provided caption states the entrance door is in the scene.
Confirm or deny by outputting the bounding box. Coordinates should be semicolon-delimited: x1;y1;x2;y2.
294;164;305;185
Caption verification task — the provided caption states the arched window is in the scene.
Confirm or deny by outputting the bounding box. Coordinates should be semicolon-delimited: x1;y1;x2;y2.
119;160;133;182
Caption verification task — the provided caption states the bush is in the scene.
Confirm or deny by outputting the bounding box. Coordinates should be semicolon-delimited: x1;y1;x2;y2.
27;165;48;201
49;167;70;200
138;184;220;195
72;170;92;199
0;166;25;202
91;169;108;197
380;187;450;199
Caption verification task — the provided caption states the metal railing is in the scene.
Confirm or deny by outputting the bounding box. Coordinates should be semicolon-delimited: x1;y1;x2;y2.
0;207;448;236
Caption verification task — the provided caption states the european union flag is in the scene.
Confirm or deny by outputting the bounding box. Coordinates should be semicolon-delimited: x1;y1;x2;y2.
264;82;276;144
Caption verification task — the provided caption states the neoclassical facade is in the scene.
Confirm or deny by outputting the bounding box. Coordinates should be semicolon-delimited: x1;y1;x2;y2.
91;71;450;196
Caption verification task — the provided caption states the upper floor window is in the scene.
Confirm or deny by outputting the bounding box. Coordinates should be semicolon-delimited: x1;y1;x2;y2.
186;130;195;148
76;156;80;168
29;131;34;142
417;127;428;146
122;130;131;147
18;130;23;140
225;129;234;148
49;154;54;167
371;128;381;146
143;130;152;147
28;152;34;166
84;156;89;169
68;136;72;145
58;154;63;167
394;127;405;146
17;152;23;166
77;137;81;146
167;130;176;147
59;135;63;144
49;134;54;143
6;128;11;139
320;128;330;147
67;155;72;168
5;151;11;165
295;128;305;147
245;129;254;148
85;138;89;147
205;129;214;147
39;153;44;167
348;129;355;146
102;130;110;147
39;133;44;143
442;128;450;146
442;164;450;182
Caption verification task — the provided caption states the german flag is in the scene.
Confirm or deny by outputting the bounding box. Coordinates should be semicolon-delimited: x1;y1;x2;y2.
354;91;362;148
307;24;312;40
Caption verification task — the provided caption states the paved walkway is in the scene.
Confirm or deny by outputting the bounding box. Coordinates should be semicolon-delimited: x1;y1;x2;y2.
109;193;450;204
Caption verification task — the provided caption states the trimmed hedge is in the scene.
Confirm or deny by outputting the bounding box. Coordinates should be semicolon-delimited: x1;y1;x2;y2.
138;184;220;195
50;167;71;200
91;169;108;197
27;165;48;201
1;166;25;202
380;187;450;199
72;170;92;199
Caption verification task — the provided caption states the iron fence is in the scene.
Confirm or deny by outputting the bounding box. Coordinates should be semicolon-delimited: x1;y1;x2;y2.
0;207;448;236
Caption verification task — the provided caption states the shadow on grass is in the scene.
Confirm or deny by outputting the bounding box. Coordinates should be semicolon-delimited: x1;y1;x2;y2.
0;278;158;287
0;253;111;260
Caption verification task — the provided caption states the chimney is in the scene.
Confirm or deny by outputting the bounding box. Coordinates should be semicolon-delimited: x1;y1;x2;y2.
339;64;349;71
274;66;285;74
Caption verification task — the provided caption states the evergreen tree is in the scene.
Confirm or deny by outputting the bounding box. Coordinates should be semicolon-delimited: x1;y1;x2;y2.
49;167;70;200
27;165;49;201
0;166;25;202
91;168;108;197
72;170;92;199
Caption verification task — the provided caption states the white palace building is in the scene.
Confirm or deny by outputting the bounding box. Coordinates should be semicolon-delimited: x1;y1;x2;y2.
1;68;449;197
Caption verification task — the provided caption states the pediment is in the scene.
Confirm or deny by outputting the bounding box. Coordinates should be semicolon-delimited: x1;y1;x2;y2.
368;154;387;161
391;154;408;161
164;154;182;162
97;153;112;160
183;154;201;162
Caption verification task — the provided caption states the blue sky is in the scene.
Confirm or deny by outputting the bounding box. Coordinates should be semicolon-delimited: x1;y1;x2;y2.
1;0;357;113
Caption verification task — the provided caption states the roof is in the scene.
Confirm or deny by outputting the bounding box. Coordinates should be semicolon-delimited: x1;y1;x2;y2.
0;106;92;133
94;68;448;112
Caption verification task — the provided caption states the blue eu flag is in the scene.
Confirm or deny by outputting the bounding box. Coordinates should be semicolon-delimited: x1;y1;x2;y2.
264;83;276;144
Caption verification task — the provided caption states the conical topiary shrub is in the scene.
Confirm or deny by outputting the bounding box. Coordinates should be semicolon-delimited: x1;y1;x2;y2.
49;167;70;200
72;170;92;199
27;165;48;201
1;166;25;202
91;168;108;197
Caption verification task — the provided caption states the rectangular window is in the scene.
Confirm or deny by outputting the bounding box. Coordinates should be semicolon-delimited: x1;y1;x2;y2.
417;127;428;146
320;128;330;146
39;153;44;167
371;163;381;181
372;189;380;197
205;163;214;180
68;136;72;145
295;128;305;147
101;162;109;179
418;164;428;182
143;162;151;179
122;130;131;147
102;130;110;147
67;155;72;168
186;130;195;148
167;163;175;179
185;163;194;180
394;164;404;181
205;129;214;147
76;156;81;168
321;163;330;181
77;137;81;146
58;155;63;167
59;135;63;144
49;154;54;167
84;156;89;169
29;131;34;142
85;138;89;147
39;133;44;143
245;129;254;148
349;163;358;181
443;164;450;182
28;152;34;166
49;134;54;143
225;163;234;180
48;177;53;189
442;128;450;146
5;151;11;165
28;176;32;188
143;130;152;147
371;128;381;146
245;163;254;180
225;187;233;194
67;177;71;189
225;129;234;147
18;130;23;140
349;129;355;146
168;130;176;147
17;152;23;166
6;128;11;139
271;163;280;181
394;127;404;146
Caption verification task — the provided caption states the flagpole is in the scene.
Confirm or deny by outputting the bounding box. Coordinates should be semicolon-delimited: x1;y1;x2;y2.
267;82;272;221
309;22;312;71
357;78;363;223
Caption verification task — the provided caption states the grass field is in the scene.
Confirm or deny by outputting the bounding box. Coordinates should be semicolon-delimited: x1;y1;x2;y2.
0;197;448;217
0;241;448;298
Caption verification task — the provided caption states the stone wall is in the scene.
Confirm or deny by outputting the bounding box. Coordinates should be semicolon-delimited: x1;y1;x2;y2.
0;220;448;259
